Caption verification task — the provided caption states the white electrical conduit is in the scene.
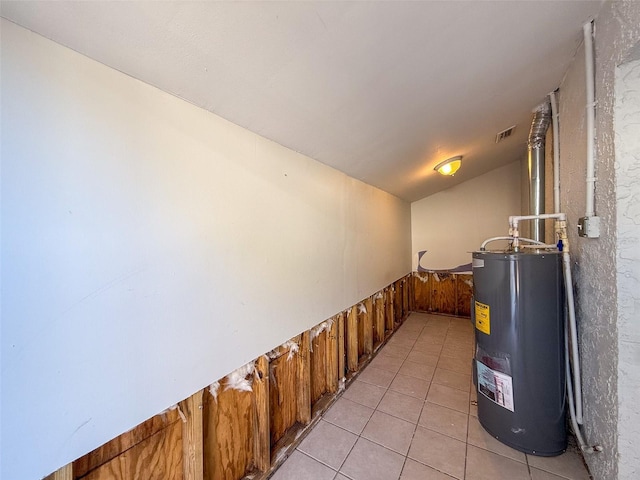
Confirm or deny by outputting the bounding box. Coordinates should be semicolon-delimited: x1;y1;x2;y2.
584;21;596;217
561;249;584;425
550;90;561;214
566;318;601;453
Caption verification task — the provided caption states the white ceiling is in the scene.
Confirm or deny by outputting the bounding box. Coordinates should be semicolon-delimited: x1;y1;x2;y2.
1;1;603;201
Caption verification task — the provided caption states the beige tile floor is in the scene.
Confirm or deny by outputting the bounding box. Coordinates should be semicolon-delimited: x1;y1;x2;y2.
271;312;591;480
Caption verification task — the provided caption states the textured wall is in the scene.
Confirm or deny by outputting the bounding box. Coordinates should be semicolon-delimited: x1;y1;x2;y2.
558;2;640;479
614;48;640;480
558;36;619;480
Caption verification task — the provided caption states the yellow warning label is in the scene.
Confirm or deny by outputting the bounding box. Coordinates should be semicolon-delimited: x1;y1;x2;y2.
475;301;490;335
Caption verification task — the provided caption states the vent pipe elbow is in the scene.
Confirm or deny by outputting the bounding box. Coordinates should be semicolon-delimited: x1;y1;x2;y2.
527;103;551;242
528;103;551;151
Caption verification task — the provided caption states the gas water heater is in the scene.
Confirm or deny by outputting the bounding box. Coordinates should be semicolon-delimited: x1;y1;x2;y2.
472;249;567;456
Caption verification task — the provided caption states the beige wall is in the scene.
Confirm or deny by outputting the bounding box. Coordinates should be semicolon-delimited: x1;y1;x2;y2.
411;161;521;271
1;20;411;480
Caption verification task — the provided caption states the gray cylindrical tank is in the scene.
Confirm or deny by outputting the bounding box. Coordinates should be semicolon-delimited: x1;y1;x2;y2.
472;250;566;456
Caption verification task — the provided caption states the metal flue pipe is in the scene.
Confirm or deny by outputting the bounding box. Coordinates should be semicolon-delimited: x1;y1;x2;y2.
527;103;551;242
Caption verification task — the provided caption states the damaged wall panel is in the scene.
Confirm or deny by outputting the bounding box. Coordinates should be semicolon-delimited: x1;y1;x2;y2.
431;272;456;314
336;312;346;386
385;287;395;334
268;340;300;448
310;326;328;405
325;317;340;396
413;272;431;311
52;275;415;480
45;465;73;480
310;317;339;411
403;276;411;314
81;419;183;480
205;386;255;480
296;332;311;426
356;303;365;360
363;298;374;358
252;356;270;473
456;274;473;317
180;390;204;480
373;292;385;349
346;307;359;373
356;299;373;365
72;410;181;478
394;280;404;324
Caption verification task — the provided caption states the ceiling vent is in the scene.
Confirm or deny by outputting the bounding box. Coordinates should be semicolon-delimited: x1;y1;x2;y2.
495;125;516;143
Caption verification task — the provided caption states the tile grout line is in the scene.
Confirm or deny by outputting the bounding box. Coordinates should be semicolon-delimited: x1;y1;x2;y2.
300;315;474;480
336;320;427;480
396;321;430;479
409;319;470;479
290;314;587;480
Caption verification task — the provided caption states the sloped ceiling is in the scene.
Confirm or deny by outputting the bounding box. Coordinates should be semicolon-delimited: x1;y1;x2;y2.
0;1;603;201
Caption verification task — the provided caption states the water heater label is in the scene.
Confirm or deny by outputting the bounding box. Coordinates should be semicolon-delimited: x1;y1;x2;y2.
475;301;490;335
477;361;514;412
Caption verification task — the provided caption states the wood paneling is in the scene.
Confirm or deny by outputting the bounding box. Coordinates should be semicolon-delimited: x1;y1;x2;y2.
325;319;339;394
45;464;73;480
373;294;385;348
357;303;365;359
385;288;394;334
253;356;270;473
363;297;373;357
413;272;431;311
431;273;457;315
204;386;254;480
406;275;414;312
74;410;180;478
310;329;328;405
456;274;473;317
394;280;403;323
296;332;311;426
180;391;204;480
81;420;183;480
269;352;298;447
364;297;374;355
337;313;345;383
62;276;434;480
413;272;473;318
346;307;358;372
402;277;410;314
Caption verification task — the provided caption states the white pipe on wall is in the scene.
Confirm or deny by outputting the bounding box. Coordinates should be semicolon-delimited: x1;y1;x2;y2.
562;249;584;424
508;213;566;233
509;213;567;223
583;21;596;218
479;236;545;251
565;320;600;453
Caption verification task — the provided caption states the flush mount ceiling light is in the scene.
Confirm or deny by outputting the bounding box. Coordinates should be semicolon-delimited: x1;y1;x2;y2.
434;155;462;176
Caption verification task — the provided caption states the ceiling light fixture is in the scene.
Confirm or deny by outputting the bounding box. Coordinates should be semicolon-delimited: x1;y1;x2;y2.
434;156;462;176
